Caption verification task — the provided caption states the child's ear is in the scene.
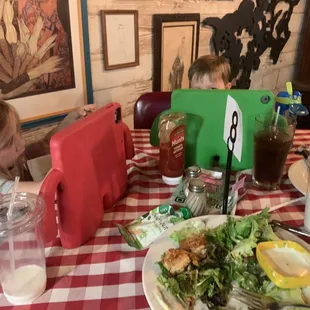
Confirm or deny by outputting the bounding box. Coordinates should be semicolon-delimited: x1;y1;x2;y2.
226;82;232;89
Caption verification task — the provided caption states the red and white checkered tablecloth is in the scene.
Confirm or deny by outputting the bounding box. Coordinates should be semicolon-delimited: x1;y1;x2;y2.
235;129;310;226
0;129;309;310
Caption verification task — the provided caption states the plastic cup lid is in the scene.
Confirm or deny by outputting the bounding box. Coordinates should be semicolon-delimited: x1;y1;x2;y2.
289;104;309;116
0;193;45;237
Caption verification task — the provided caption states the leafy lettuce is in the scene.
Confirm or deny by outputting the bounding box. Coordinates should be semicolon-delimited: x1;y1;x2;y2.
170;220;206;244
157;208;305;309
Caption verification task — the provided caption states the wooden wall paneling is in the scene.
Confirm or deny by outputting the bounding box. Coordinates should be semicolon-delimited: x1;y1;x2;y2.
93;80;152;117
87;0;306;16
87;0;307;129
296;3;310;84
293;1;310;129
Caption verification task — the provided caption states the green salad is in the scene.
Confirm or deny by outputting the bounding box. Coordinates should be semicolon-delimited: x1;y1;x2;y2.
156;209;308;309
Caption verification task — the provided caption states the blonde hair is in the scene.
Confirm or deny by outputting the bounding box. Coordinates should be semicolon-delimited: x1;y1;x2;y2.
0;100;23;180
0;100;20;148
188;55;231;85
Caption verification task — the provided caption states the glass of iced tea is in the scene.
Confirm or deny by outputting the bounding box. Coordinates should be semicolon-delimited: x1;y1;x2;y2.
253;114;296;190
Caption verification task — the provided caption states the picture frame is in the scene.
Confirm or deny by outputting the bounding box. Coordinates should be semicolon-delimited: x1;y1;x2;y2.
101;10;139;70
153;14;200;91
14;0;93;129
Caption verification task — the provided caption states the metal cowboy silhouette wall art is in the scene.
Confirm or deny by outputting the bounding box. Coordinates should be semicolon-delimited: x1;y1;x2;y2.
203;0;300;89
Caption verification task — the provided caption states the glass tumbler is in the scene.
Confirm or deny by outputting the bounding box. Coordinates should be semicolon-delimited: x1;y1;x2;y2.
253;114;295;190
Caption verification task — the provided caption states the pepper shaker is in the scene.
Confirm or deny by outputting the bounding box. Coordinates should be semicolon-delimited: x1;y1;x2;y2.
185;179;208;217
183;165;202;197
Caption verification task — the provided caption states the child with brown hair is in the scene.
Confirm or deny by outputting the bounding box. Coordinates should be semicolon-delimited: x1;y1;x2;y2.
188;54;232;90
149;55;232;140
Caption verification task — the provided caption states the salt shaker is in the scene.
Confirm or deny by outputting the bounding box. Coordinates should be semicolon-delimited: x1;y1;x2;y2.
185;179;208;217
183;165;202;197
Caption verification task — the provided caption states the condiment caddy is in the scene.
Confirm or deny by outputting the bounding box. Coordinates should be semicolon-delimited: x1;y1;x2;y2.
167;163;239;216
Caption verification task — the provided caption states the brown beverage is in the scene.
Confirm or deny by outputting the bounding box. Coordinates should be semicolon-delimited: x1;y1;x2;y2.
253;130;292;190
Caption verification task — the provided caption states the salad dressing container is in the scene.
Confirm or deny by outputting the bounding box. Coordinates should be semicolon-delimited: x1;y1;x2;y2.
257;240;310;289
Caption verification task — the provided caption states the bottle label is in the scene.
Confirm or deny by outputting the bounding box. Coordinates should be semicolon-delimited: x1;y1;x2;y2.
159;124;186;178
170;125;185;160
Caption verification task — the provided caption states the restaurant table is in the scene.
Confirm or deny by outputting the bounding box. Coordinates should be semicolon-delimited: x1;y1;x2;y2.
0;129;309;310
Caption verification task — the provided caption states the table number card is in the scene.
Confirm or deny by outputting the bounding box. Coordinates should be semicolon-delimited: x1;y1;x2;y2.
223;95;243;162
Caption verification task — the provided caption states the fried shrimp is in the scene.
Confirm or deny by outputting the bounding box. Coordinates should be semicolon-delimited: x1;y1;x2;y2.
162;249;191;274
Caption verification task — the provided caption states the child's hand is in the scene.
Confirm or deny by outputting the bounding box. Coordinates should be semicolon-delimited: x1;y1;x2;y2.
78;104;96;117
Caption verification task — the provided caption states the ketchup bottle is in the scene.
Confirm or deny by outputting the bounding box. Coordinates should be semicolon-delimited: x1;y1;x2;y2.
158;112;186;185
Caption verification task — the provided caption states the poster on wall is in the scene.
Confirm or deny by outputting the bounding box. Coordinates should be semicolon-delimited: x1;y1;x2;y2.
0;0;86;122
153;14;200;92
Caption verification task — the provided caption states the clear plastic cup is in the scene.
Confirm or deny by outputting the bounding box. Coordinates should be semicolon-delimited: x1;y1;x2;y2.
0;193;47;305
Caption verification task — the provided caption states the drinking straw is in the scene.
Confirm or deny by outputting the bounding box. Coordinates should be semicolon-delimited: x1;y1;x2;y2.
273;105;281;130
6;176;20;271
7;176;20;218
287;81;297;112
286;81;297;113
286;81;293;97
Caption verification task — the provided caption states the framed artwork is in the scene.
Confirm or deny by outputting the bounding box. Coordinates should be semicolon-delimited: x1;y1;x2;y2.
1;0;93;125
153;14;200;91
101;10;139;70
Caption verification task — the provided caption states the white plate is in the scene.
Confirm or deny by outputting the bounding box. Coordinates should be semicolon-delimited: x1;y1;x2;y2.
288;159;308;195
142;215;310;310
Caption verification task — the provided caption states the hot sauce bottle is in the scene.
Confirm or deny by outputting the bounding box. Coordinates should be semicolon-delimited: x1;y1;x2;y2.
158;112;186;185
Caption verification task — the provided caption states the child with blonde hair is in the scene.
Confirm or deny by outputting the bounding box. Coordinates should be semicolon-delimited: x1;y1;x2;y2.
0;101;95;194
